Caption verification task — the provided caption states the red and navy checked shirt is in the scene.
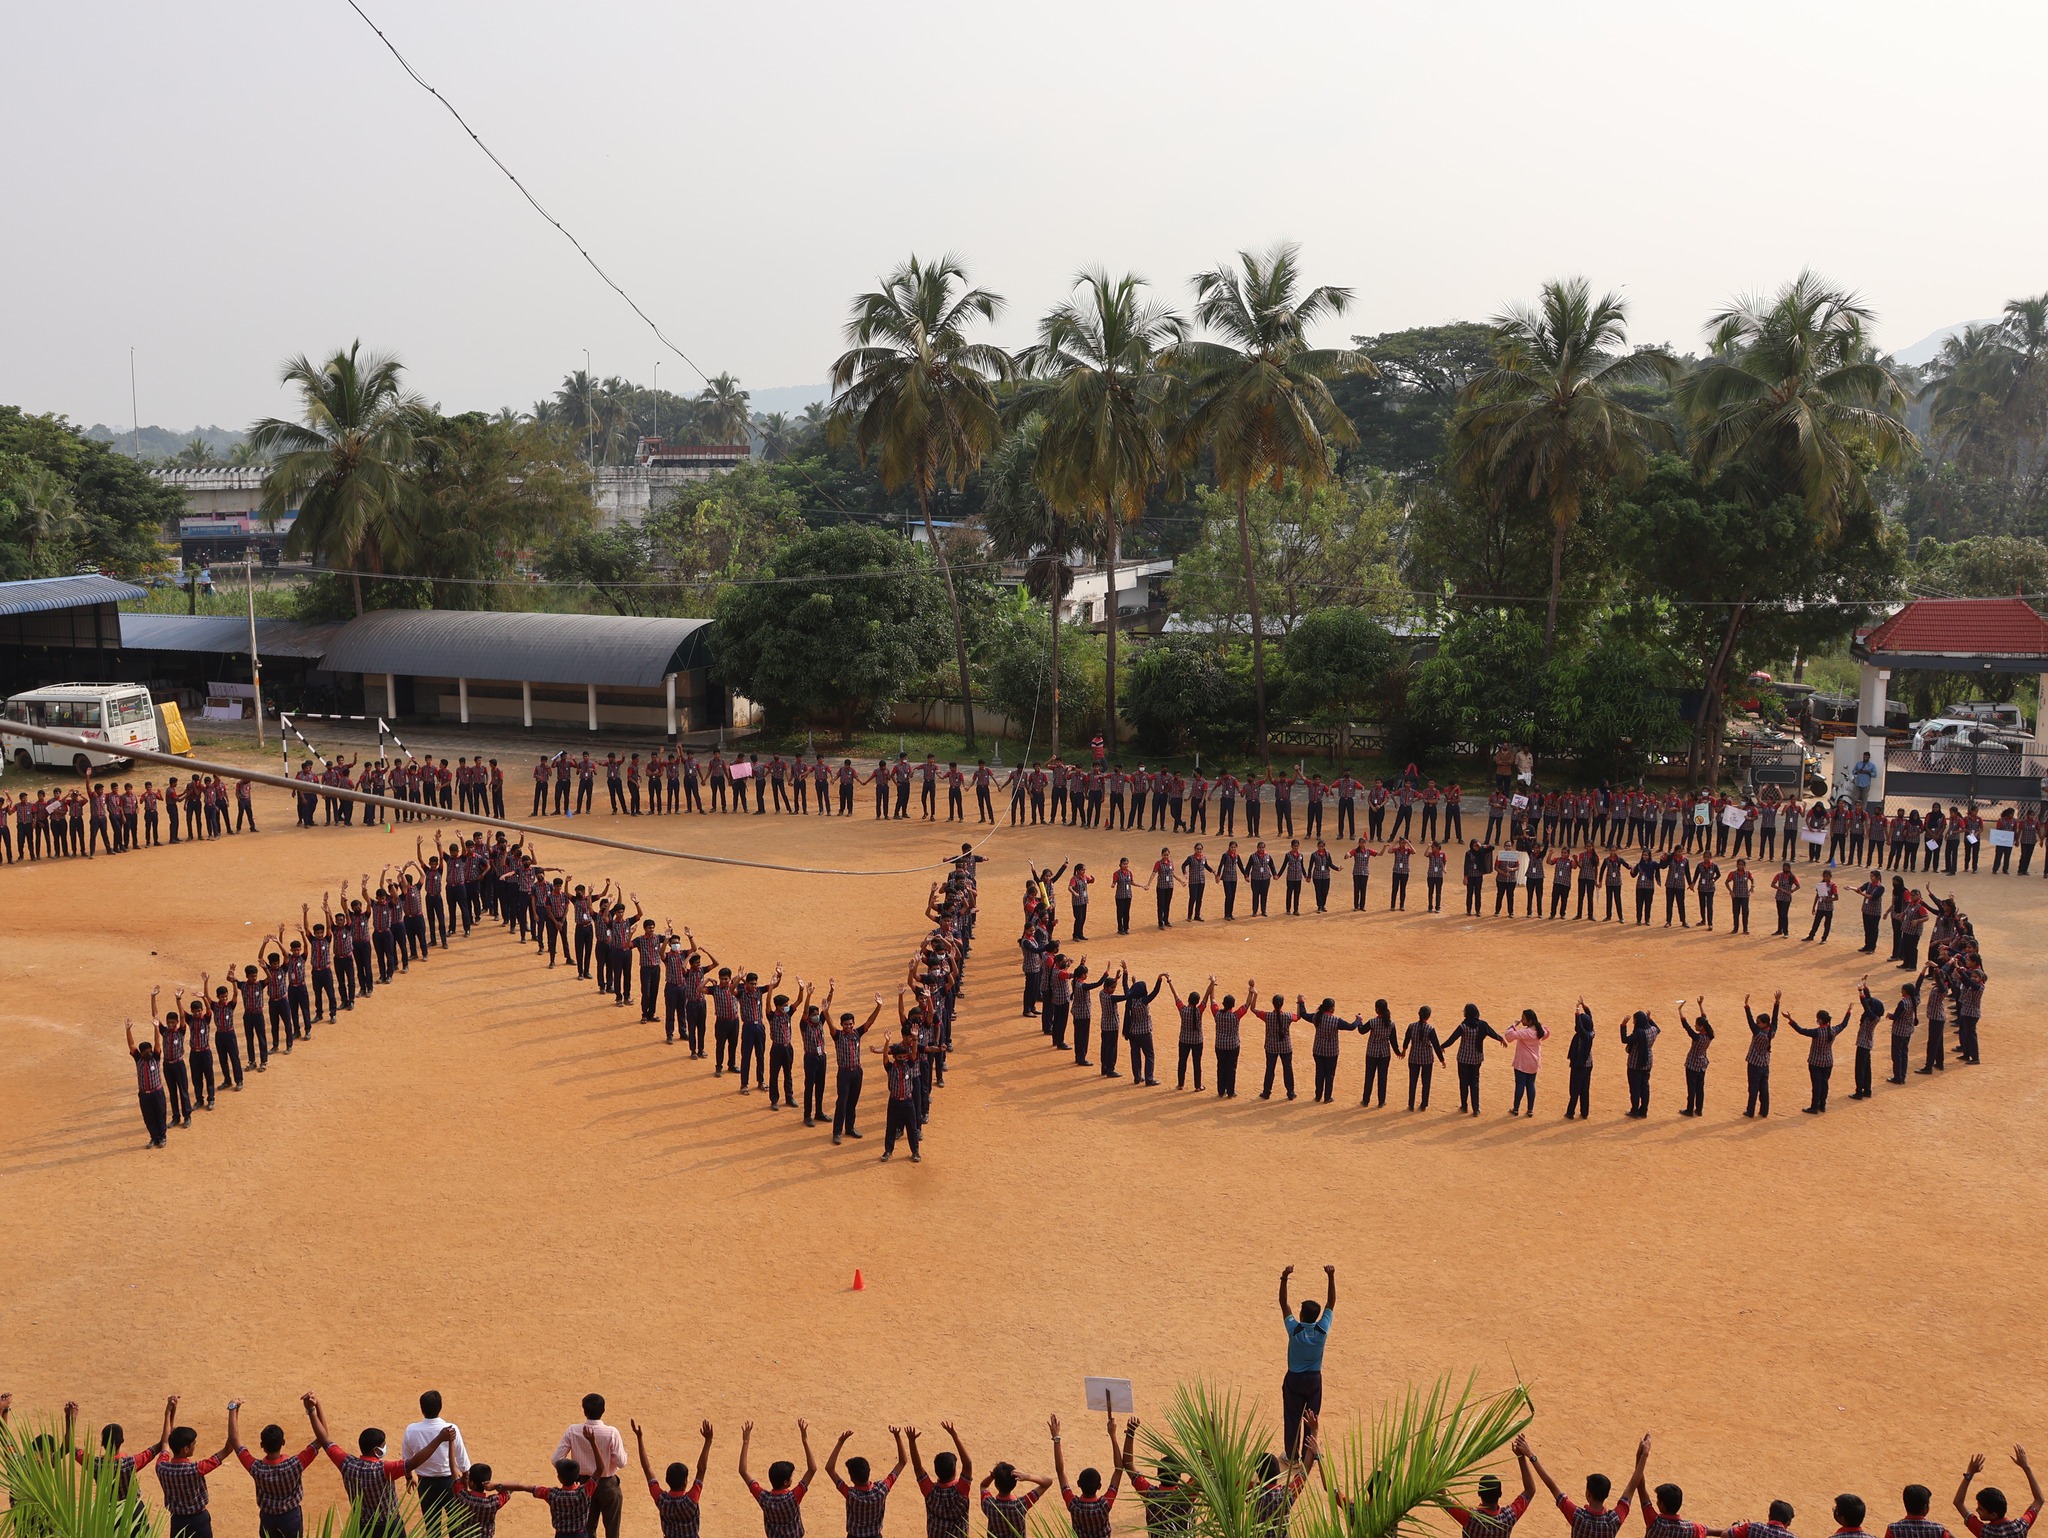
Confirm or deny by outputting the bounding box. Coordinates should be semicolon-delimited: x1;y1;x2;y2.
154;1457;222;1514
337;1452;404;1520
537;1481;599;1535
1643;1515;1711;1538
1965;1509;2040;1538
1725;1520;1795;1538
239;1447;320;1514
454;1487;512;1538
983;1489;1043;1538
917;1476;970;1538
1452;1497;1530;1538
834;1473;896;1538
1560;1498;1630;1538
749;1478;809;1538
1063;1487;1117;1538
652;1482;704;1538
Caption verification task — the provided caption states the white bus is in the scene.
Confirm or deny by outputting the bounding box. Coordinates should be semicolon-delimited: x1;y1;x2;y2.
2;683;160;773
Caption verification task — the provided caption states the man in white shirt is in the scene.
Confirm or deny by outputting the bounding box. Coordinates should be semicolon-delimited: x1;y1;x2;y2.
555;1393;629;1538
402;1390;470;1518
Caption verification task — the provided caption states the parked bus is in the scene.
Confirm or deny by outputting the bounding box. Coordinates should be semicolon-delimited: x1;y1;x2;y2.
2;683;161;773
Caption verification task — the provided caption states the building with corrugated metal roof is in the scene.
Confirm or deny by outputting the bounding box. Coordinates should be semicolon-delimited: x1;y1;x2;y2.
318;609;720;735
0;575;149;693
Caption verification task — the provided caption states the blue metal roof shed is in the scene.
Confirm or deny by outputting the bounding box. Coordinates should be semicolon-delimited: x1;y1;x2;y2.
0;574;149;617
319;609;716;734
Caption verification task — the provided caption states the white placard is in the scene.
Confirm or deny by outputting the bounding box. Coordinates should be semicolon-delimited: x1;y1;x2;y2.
729;760;754;779
1084;1377;1134;1413
1991;830;2016;848
1721;806;1747;829
1802;829;1825;845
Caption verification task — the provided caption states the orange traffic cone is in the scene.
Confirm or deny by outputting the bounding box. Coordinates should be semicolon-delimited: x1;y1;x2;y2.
852;1269;866;1291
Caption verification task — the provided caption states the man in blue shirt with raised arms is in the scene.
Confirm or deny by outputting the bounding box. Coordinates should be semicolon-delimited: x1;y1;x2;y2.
1278;1264;1335;1462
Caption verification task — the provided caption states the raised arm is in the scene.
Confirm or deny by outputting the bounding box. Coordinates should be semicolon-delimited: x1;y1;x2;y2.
1514;1436;1562;1502
945;1421;971;1486
1278;1264;1293;1320
1049;1415;1069;1490
798;1420;817;1487
738;1421;753;1487
888;1426;908;1484
402;1427;456;1476
1323;1263;1336;1314
827;1430;850;1487
631;1420;656;1486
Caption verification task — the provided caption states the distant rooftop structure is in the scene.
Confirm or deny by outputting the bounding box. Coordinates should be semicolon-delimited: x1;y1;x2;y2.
635;436;750;469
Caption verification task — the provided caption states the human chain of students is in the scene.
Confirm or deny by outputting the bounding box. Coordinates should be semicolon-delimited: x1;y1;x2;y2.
1011;865;1987;1117
0;772;259;861
4;1389;2043;1538
120;826;981;1163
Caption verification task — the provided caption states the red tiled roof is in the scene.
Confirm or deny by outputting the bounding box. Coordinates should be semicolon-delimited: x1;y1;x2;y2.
1858;597;2048;658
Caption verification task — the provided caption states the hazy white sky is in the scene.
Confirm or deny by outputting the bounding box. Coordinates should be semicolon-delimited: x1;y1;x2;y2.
4;0;2042;430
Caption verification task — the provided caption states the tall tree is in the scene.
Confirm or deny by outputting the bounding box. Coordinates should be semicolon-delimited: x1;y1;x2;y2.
696;372;752;445
248;342;423;617
0;461;82;570
1451;278;1675;658
830;253;1013;750
1015;269;1184;755
979;416;1094;749
1676;271;1917;783
1179;243;1368;761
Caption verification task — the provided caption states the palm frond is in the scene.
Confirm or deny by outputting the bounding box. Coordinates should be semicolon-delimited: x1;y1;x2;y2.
1297;1374;1532;1538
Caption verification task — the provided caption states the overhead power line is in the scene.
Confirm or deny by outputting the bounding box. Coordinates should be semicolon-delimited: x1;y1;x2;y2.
341;0;711;386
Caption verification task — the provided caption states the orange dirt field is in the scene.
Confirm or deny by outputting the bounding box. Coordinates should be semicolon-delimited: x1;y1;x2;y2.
3;762;2044;1537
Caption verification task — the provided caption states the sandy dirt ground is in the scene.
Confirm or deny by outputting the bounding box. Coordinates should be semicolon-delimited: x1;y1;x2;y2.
2;759;2044;1537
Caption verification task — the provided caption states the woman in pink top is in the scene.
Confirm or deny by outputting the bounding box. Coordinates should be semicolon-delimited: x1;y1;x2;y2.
1503;1009;1549;1118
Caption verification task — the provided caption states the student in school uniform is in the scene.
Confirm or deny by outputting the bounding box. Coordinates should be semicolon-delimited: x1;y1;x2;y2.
830;997;883;1145
1259;993;1297;1100
1620;1010;1659;1118
1357;999;1401;1107
1050;1413;1125;1538
1445;1005;1504;1115
128;1015;171;1148
1517;1433;1646;1538
229;1395;327;1538
1742;991;1780;1117
152;1396;237;1538
1790;1005;1849;1113
634;1418;713;1538
906;1424;972;1538
826;1427;907;1538
1404;1007;1444;1110
1169;976;1215;1091
1211;983;1252;1098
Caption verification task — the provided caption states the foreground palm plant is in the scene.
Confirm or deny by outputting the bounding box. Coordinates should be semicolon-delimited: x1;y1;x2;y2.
1;1412;165;1538
1129;1373;1531;1538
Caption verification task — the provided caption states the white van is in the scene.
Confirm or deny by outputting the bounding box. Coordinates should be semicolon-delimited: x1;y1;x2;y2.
2;683;160;773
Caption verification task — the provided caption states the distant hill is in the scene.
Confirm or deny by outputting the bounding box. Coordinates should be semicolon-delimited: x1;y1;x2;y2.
746;383;829;415
84;423;248;461
1891;321;1999;369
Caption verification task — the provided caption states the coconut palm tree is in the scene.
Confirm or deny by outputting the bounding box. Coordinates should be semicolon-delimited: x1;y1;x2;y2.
697;372;753;445
830;253;1013;750
1682;271;1915;526
1676;273;1916;787
168;435;218;469
754;411;797;462
1179;244;1370;759
1015;269;1185;756
3;462;84;570
980;416;1097;748
248;342;423;617
1452;278;1675;658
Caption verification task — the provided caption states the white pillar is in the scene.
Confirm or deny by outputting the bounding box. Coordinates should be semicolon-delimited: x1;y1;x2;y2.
1856;663;1889;802
385;673;396;719
2034;673;2048;754
521;680;532;730
587;682;598;732
665;672;677;737
458;676;469;725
